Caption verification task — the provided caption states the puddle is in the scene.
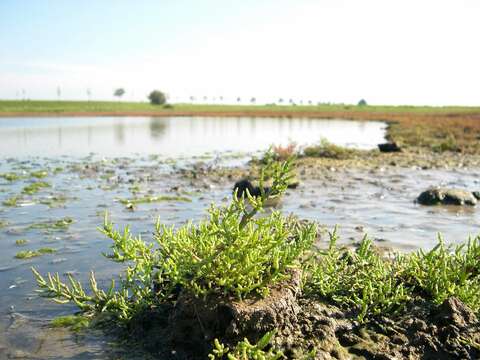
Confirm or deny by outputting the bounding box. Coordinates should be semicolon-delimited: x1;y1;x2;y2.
0;116;386;157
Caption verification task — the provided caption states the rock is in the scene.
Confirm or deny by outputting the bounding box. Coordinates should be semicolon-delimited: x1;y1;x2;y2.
473;191;480;200
378;142;401;153
435;297;478;328
287;177;300;189
416;187;477;206
232;179;281;207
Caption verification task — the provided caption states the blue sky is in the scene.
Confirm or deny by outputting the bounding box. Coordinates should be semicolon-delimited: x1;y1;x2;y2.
1;0;479;105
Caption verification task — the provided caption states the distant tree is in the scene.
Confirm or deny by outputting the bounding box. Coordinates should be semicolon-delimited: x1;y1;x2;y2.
237;97;241;103
250;97;256;104
190;96;195;102
114;88;126;100
57;87;61;100
87;88;92;101
278;98;283;104
308;100;312;105
358;99;367;106
148;90;167;105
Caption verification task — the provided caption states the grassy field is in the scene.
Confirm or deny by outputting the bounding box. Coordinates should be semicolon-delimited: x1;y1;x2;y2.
1;100;480;153
1;100;480;115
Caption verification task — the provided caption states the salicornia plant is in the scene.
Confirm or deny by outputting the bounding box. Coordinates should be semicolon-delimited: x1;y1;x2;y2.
32;156;316;321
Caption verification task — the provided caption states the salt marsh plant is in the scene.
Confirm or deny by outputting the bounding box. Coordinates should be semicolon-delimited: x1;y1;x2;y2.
305;229;480;321
32;156;316;321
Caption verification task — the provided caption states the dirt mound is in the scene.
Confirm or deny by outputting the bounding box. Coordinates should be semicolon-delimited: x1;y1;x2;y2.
127;275;480;359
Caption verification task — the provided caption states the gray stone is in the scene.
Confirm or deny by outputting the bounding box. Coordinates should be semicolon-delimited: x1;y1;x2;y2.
417;187;477;206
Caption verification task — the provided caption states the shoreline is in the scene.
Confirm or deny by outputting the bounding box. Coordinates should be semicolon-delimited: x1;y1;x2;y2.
0;109;479;120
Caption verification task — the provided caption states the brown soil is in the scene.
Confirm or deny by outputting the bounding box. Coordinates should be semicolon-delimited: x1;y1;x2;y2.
126;270;480;360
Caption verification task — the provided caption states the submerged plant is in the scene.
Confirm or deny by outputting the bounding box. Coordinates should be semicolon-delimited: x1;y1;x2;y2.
30;170;49;179
119;195;192;207
28;217;74;231
0;172;23;182
15;247;56;259
2;196;20;207
22;181;51;195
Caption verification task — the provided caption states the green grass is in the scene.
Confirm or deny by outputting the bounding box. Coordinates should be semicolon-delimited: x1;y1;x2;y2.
1;100;479;115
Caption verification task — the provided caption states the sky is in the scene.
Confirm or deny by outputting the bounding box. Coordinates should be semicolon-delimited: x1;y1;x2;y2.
0;0;479;106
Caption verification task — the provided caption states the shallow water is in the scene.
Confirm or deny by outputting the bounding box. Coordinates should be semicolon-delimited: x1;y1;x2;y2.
0;116;386;157
0;117;479;358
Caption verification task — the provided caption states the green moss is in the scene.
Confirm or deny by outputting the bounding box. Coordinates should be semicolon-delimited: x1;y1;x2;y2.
22;181;51;195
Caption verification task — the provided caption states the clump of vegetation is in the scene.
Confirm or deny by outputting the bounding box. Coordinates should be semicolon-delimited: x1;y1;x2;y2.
305;230;480;321
209;332;285;360
15;247;56;259
431;133;461;153
51;315;90;331
28;217;74;231
271;142;297;161
0;219;9;228
303;139;361;159
32;157;315;321
22;181;51;195
39;194;69;208
0;172;23;182
119;195;191;208
30;170;48;178
305;228;410;322
148;90;167;105
15;239;28;246
2;196;20;207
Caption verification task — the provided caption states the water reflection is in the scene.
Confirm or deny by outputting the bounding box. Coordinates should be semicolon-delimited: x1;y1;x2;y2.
0;116;386;158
